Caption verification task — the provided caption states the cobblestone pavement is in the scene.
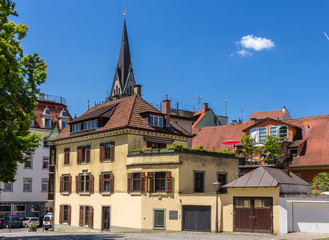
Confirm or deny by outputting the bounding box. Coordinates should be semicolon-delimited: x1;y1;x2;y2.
0;228;329;240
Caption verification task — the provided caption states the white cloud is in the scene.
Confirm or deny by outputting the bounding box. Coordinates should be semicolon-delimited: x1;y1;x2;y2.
237;49;252;57
239;35;275;51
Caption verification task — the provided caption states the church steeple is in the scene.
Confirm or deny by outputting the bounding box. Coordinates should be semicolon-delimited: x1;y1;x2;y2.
109;18;136;100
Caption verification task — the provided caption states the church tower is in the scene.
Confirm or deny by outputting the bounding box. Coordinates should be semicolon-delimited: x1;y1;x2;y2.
108;18;137;101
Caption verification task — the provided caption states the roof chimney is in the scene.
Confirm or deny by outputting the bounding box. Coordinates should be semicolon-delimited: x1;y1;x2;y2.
134;85;142;97
250;118;257;123
203;103;208;113
162;98;171;126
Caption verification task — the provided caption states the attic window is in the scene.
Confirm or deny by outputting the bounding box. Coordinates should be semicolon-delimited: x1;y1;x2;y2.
250;127;267;143
72;124;81;132
60;109;67;117
269;125;288;139
84;119;98;130
43;106;51;115
149;115;163;127
288;148;299;157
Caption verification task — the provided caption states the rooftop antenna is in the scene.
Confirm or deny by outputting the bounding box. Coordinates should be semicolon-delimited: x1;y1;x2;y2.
224;100;229;117
87;99;90;109
194;96;202;110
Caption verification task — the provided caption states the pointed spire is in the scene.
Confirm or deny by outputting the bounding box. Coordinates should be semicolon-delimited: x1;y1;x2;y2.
108;17;137;100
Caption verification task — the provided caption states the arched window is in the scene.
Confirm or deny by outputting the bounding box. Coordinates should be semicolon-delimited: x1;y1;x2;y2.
43;106;51;115
60;109;67;117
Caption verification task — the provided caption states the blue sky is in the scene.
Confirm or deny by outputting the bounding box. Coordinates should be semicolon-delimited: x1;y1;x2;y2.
13;0;329;121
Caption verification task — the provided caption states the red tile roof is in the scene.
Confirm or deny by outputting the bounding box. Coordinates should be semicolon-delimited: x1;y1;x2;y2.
193;114;329;167
249;109;289;122
34;100;72;130
56;95;192;140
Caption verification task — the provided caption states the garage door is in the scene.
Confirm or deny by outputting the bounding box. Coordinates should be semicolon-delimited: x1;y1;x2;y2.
182;205;211;232
292;202;329;233
234;197;273;233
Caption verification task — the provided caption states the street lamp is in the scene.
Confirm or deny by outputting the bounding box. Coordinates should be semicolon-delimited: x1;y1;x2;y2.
213;181;222;233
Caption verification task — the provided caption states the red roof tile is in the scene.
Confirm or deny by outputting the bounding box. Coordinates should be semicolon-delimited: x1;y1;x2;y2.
249;109;289;122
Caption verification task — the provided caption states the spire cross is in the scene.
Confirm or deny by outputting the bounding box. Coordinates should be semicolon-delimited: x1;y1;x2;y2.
123;3;126;18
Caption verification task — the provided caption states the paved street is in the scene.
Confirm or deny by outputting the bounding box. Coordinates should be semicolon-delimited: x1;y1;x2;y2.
1;228;329;240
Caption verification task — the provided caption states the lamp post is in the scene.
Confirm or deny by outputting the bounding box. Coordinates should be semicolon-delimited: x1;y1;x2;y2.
213;181;222;233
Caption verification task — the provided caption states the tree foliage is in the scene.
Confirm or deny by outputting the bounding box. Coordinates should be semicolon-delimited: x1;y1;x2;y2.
311;172;329;191
263;135;285;164
0;0;47;182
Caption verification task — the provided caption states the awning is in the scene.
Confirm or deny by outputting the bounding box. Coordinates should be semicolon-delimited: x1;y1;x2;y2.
289;139;306;148
144;137;174;144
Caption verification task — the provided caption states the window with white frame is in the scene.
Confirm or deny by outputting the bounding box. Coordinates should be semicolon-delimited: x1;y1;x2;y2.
269;125;288;139
4;182;13;192
41;179;48;192
84;120;98;130
42;156;49;169
44;118;52;129
23;178;32;192
250;127;267;143
60;109;67;117
149;115;163;127
61;120;67;129
43;106;51;115
72;124;81;132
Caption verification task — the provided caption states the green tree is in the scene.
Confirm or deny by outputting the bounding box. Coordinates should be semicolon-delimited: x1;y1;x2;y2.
311;172;329;191
240;133;255;160
263;135;284;164
0;0;47;182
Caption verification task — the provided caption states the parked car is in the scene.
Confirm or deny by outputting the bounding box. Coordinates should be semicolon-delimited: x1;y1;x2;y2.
2;216;22;228
22;217;40;228
42;213;53;230
0;218;4;228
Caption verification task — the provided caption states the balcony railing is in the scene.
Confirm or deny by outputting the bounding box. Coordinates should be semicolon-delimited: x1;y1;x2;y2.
38;93;66;105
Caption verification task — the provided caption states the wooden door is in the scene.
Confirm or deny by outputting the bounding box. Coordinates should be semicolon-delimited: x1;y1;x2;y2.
234;197;273;233
182;205;211;232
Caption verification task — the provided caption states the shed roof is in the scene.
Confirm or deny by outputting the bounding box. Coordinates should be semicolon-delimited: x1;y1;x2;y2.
223;167;310;188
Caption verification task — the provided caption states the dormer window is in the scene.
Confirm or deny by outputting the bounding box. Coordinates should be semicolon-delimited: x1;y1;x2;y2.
72;124;81;132
84;119;98;130
269;125;288;139
149;115;163;127
60;109;67;117
44;119;52;129
62;121;67;129
250;127;267;143
43;106;51;115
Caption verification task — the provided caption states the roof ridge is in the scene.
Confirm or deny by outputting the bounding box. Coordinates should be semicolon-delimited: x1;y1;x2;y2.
285;114;329;121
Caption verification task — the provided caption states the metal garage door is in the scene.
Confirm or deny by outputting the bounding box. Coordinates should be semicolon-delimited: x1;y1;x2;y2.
234;197;273;233
182;205;211;232
292;202;329;233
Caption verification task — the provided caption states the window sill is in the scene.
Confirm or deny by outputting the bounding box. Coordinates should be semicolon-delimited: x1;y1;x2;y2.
151;192;167;196
130;192;142;196
103;160;112;163
153;227;166;230
101;192;112;196
61;192;70;196
79;192;90;196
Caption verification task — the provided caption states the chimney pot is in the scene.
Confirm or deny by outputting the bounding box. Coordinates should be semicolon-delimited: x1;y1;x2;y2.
134;85;142;97
203;103;209;113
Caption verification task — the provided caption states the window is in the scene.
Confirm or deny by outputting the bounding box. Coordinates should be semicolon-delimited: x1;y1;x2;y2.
133;173;141;192
24;156;32;169
23;178;32;192
76;172;94;194
250;127;267;143
61;121;67;129
77;145;90;164
155;172;166;192
64;148;70;165
4;183;13;192
72;124;82;132
154;209;165;228
30;120;34;128
44;118;51;129
217;173;227;194
42;157;49;169
149;115;163;127
63;205;69;223
43;106;51;115
100;142;115;162
236;199;250;208
288;148;299;157
194;171;204;193
60;109;67;117
61;175;71;193
41;179;48;192
84;120;98;130
269;125;288;139
43;140;49;148
147;142;166;149
254;199;271;208
99;172;114;193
